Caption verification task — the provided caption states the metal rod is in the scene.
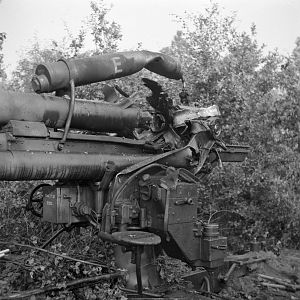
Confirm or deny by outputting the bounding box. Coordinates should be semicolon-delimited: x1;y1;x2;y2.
41;227;67;249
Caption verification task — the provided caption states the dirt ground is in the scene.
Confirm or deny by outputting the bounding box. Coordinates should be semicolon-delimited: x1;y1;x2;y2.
218;249;300;300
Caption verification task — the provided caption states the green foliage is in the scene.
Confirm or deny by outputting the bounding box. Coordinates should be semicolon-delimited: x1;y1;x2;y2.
88;0;122;54
0;185;124;299
0;32;6;82
0;181;35;240
156;255;190;284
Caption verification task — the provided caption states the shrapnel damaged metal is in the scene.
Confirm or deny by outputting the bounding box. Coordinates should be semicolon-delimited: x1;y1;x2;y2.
32;50;183;93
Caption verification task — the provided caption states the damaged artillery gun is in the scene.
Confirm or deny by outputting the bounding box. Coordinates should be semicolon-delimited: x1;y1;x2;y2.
0;51;249;298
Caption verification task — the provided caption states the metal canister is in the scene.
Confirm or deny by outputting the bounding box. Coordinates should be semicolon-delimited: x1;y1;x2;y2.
250;238;261;252
203;223;219;238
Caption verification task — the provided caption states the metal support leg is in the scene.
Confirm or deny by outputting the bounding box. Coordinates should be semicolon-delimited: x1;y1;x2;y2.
135;246;143;295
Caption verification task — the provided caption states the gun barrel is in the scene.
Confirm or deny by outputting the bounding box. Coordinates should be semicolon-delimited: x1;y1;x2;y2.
0;151;150;181
0;89;151;133
32;51;182;93
0;147;194;181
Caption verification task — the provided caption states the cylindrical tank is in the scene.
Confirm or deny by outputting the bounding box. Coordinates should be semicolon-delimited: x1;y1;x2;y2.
32;51;182;93
0;89;151;133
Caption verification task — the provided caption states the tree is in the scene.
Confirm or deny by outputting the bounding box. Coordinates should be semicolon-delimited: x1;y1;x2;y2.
292;37;300;69
88;0;122;54
0;32;6;83
164;3;300;248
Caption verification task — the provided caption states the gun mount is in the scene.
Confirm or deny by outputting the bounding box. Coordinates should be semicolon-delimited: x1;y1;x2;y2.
0;51;249;298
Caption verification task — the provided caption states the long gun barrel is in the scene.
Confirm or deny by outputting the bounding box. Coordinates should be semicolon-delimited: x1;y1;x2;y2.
0;89;151;133
0;151;147;181
32;50;182;93
0;146;194;181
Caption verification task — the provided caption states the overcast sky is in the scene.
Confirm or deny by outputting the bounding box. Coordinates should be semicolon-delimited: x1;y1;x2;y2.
0;0;299;74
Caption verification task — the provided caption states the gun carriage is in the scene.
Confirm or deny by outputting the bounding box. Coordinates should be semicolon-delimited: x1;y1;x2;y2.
0;51;249;298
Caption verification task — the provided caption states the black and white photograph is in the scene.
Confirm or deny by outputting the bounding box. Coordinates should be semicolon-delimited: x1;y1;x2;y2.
0;0;299;299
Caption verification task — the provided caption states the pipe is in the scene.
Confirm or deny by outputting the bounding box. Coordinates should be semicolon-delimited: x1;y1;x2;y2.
58;79;75;149
96;161;117;215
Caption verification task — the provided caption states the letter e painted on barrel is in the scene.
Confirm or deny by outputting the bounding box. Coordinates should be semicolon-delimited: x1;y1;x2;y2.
111;57;123;74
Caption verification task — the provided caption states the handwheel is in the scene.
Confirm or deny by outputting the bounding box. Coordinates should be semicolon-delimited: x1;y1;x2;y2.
26;183;51;218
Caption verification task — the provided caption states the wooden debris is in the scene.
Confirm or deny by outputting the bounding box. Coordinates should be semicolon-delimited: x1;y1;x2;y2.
0;272;125;299
0;241;112;270
0;249;9;258
258;274;300;292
